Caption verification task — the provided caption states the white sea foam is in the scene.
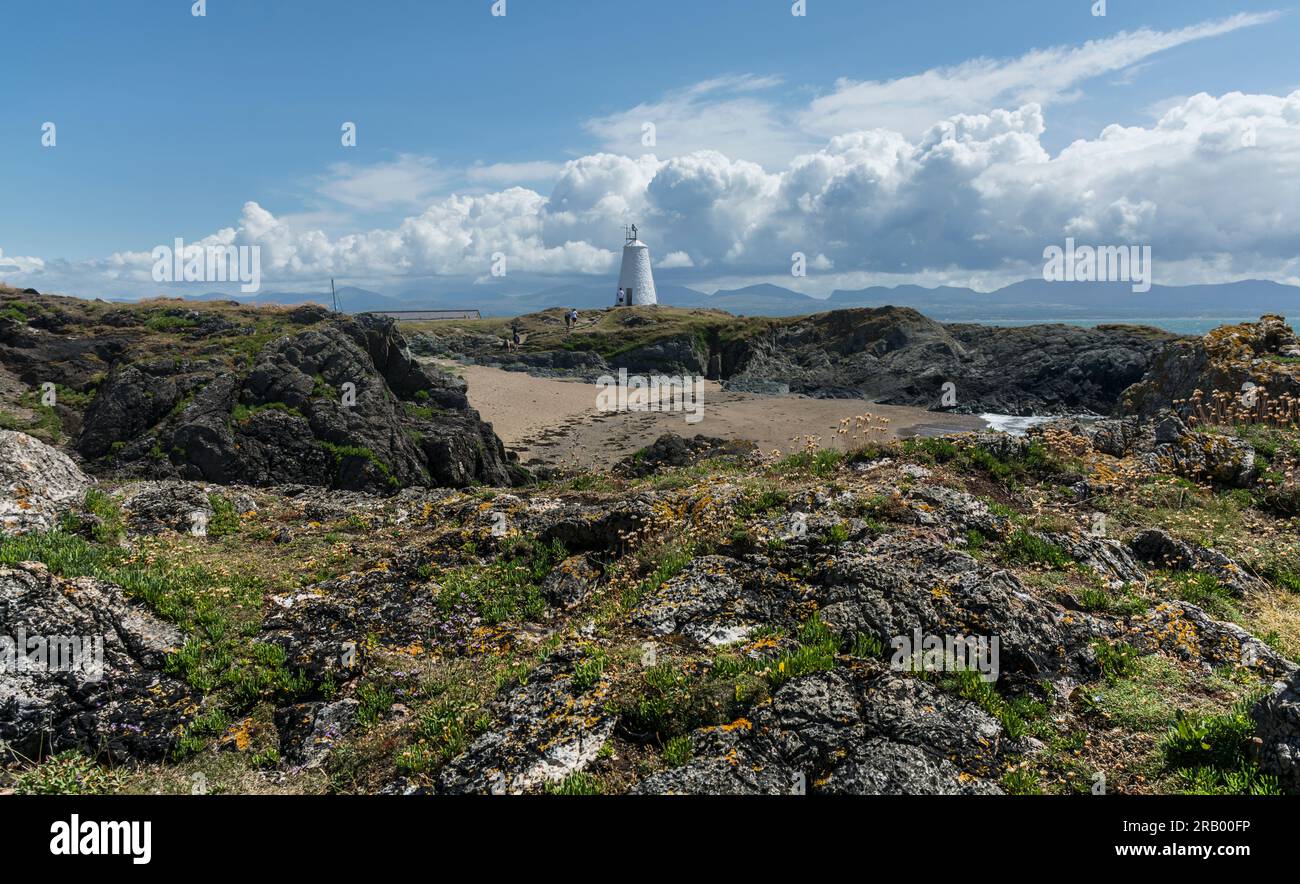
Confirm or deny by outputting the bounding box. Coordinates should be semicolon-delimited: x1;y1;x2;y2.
979;414;1058;436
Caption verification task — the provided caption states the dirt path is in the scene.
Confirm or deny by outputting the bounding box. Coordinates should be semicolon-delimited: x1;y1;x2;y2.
445;362;988;470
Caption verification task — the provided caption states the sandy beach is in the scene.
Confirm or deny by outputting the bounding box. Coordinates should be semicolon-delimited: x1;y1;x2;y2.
446;362;987;469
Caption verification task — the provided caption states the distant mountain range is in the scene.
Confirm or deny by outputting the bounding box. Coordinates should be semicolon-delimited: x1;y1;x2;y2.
176;278;1300;324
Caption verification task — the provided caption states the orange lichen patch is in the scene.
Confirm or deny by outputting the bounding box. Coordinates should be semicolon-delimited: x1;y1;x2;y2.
717;718;752;733
744;635;782;653
1139;603;1200;657
225;718;254;752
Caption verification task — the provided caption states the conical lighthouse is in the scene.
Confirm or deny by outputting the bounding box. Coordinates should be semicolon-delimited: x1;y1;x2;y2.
616;224;658;306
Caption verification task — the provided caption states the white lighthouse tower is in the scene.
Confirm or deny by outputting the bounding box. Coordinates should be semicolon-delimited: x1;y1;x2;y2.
616;224;658;307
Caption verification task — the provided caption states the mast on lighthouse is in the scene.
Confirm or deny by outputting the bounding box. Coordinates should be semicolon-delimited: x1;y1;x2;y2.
616;224;658;307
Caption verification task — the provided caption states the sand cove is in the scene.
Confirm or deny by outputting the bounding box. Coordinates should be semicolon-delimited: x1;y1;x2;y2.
449;362;988;470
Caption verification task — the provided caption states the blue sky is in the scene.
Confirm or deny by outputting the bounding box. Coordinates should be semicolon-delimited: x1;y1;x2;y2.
3;0;1299;298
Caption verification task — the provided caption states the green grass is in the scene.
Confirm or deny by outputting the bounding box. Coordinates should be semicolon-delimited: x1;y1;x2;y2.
544;771;602;795
1093;639;1140;684
145;314;200;332
940;670;1047;741
767;616;839;687
571;650;608;692
1001;766;1042;795
175;708;233;758
394;698;492;775
207;493;242;537
617;662;699;742
1086;655;1189;731
1161;695;1280;795
706;616;839;689
1235;423;1300;465
734;487;790;520
620;541;695;612
356;681;396;726
1275;569;1300;594
1075;583;1150;616
896;437;1063;485
80;488;126;544
898;436;961;464
404;403;435;420
850;632;885;658
1166;571;1241;622
769;449;844;478
10;395;65;443
0;529;307;718
15;751;121;795
1002;529;1072;569
435;536;567;624
663;734;692;768
232;401;305;423
822;522;850;545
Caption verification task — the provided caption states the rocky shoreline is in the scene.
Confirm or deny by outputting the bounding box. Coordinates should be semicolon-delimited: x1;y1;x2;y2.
411;305;1180;416
1;286;1298;796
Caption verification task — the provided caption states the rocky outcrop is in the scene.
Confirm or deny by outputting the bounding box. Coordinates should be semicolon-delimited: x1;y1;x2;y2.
258;547;441;682
633;556;818;646
815;537;1097;687
117;481;214;536
276;699;361;768
0;562;193;760
436;648;616;794
1123;315;1300;420
615;433;758;478
412;329;613;380
540;555;601;609
1130;529;1268;596
419;304;1175;415
1048;533;1148;589
1253;670;1300;790
1038;409;1258;488
76;308;525;492
1132;601;1294;675
1137;412;1258;487
0;431;91;534
635;670;1004;795
1040;415;1148;457
721;308;1174;414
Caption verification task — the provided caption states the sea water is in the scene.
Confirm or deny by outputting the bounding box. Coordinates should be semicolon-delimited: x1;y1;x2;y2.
981;318;1252;335
978;413;1059;435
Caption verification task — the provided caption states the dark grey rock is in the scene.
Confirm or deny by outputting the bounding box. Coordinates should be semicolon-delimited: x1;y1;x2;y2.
1130;529;1268;596
436;649;615;794
77;313;525;492
1253;669;1300;791
0;562;193;761
0;431;92;535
